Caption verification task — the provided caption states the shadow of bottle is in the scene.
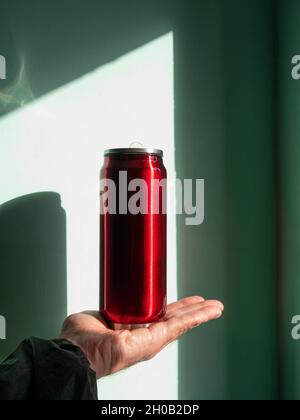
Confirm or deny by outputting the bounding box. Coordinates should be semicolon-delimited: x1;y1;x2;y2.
0;192;67;360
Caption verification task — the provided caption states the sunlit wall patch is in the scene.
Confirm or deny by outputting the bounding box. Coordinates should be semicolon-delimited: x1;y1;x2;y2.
0;32;177;400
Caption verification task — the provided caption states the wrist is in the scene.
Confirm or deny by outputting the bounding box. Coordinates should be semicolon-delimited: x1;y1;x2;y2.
60;317;93;371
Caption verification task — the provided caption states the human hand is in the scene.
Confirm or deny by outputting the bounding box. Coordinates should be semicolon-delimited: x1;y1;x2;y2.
60;296;224;379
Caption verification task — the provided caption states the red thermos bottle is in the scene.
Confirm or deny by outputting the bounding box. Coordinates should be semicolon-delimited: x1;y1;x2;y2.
100;148;167;330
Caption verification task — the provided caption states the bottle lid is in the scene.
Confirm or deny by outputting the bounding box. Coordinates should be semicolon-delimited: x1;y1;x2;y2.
104;148;163;157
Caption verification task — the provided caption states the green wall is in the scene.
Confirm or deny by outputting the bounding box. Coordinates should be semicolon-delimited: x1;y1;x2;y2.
277;0;300;401
174;0;228;400
224;0;278;400
175;0;279;400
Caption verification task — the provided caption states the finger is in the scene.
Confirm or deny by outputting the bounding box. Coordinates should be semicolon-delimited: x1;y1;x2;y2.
166;305;223;338
166;300;224;320
163;305;222;342
166;296;205;315
141;305;223;359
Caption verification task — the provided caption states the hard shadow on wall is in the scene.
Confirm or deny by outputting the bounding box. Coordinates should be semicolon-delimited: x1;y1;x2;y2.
0;192;67;360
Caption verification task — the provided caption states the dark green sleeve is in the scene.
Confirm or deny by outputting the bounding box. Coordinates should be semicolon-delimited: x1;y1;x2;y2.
0;338;98;400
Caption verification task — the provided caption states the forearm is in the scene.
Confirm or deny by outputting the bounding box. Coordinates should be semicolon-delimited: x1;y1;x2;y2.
0;337;98;400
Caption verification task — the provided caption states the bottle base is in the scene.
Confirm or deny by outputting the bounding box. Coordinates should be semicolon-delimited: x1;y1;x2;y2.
110;322;152;331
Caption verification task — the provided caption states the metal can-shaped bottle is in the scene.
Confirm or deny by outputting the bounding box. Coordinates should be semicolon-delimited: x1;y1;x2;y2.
100;148;167;330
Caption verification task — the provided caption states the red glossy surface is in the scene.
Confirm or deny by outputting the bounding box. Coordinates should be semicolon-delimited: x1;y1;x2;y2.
100;153;167;325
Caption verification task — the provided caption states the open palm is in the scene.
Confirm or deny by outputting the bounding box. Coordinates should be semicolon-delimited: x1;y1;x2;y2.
61;296;224;379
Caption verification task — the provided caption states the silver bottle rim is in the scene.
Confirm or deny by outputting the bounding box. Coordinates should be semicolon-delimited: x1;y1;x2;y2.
104;148;163;157
110;323;152;331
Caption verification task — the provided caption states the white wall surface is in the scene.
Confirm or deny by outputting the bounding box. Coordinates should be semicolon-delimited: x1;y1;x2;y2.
0;33;177;400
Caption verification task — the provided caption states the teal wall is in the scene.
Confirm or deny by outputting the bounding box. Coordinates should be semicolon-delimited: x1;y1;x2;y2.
224;0;278;400
174;0;228;400
277;0;300;401
175;0;278;400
